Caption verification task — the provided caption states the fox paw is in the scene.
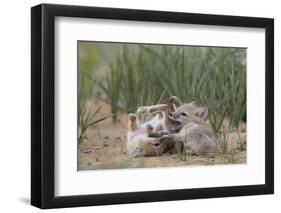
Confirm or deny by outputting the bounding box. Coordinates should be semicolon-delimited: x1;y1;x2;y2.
137;106;149;114
128;113;137;120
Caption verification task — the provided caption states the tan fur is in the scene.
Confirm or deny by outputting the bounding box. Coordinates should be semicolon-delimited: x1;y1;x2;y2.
169;96;217;155
127;112;173;157
127;96;217;157
170;116;216;155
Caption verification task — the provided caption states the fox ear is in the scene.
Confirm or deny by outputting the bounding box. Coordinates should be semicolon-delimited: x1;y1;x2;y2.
168;96;182;110
195;107;208;119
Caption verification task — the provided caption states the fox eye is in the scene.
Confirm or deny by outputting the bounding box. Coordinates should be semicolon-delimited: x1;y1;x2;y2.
181;112;187;116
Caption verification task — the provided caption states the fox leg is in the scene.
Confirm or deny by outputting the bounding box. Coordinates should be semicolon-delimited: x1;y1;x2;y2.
137;104;173;131
128;113;138;132
137;104;168;114
145;123;154;135
148;104;173;130
168;96;182;111
170;132;184;142
137;105;167;119
136;106;160;124
146;123;169;138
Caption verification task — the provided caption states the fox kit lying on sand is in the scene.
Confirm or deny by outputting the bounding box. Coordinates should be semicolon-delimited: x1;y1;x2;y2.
126;104;175;157
126;96;217;157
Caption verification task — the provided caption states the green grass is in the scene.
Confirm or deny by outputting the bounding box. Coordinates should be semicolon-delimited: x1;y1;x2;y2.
79;43;246;133
216;129;241;163
217;129;229;155
175;141;189;161
78;101;115;144
223;149;239;164
206;151;216;164
237;130;247;151
96;44;246;130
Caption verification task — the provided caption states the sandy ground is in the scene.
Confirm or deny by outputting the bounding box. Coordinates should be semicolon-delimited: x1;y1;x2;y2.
78;100;246;170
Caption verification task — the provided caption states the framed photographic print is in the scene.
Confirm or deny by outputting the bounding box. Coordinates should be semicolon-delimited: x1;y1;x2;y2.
31;3;274;209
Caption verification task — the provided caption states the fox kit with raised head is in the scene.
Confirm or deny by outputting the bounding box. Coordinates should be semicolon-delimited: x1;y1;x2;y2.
168;96;217;155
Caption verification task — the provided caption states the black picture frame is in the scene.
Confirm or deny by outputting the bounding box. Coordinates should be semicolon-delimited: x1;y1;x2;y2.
31;3;274;209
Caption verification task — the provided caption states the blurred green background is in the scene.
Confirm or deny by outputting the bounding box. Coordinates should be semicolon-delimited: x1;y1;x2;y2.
78;41;246;134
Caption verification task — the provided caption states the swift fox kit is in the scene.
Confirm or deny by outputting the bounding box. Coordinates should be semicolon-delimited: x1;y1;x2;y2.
126;104;175;157
126;96;217;157
168;96;217;155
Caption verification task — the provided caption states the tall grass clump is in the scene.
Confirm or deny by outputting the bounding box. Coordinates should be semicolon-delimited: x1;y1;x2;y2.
99;45;168;114
237;130;247;151
143;46;246;132
98;61;123;122
87;43;246;133
78;42;115;143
